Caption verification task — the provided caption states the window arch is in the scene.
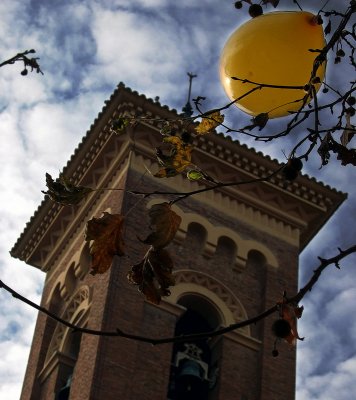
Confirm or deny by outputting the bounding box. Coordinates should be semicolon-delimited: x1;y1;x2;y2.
39;285;92;389
145;199;279;269
184;222;207;254
61;262;76;300
167;294;221;400
78;242;91;277
48;283;62;315
246;250;267;270
169;270;249;332
246;250;267;339
45;286;91;363
178;294;221;330
213;236;237;268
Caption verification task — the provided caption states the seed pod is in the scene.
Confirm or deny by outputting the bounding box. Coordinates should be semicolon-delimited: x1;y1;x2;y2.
289;158;303;172
272;349;279;357
346;96;355;106
249;4;263;18
282;165;299;181
272;319;292;338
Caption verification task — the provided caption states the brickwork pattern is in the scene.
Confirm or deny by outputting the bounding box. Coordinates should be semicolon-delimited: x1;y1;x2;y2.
21;160;299;400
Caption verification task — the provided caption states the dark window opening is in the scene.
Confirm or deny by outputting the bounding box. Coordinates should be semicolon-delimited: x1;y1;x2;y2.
168;296;221;400
184;222;207;254
55;330;83;400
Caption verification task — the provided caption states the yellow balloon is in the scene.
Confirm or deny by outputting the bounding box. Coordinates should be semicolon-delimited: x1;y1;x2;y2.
219;11;326;118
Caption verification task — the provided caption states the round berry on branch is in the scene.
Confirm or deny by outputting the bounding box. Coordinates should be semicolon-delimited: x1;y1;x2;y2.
272;318;292;339
249;4;263;18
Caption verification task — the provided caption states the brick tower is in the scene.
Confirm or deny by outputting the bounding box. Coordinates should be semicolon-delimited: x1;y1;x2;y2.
11;83;345;400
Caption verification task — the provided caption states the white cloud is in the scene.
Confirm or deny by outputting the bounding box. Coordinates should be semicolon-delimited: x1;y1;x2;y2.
0;342;30;398
87;6;187;98
297;356;356;400
0;0;355;399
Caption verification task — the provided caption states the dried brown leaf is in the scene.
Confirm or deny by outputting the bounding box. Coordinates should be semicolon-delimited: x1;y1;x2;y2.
324;19;332;35
85;212;125;275
278;298;304;345
127;248;175;304
142;203;181;249
340;114;355;147
336;147;356;166
42;173;92;206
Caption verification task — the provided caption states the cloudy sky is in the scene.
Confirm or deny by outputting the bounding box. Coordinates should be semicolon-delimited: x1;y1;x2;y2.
0;0;355;399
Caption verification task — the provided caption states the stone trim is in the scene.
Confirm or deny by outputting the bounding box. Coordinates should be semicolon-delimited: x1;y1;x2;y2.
168;269;251;336
42;286;92;373
139;158;301;247
158;269;261;351
38;351;76;384
146;199;279;269
10;83;346;267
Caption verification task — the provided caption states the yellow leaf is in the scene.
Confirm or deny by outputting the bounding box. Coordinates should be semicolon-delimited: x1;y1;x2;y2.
196;111;224;134
163;136;184;147
154;136;193;177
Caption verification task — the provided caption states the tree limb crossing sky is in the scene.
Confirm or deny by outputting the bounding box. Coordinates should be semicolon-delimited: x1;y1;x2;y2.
0;0;355;399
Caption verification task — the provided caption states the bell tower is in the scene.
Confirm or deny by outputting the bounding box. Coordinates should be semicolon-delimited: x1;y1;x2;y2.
11;83;346;400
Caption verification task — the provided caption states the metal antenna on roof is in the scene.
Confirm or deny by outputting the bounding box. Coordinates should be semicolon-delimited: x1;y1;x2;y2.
182;72;197;117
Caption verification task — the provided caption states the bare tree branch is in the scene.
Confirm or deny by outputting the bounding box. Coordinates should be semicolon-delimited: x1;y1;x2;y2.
0;50;43;75
1;244;355;345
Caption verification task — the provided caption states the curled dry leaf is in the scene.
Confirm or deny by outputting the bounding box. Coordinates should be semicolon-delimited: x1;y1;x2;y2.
278;298;304;345
324;19;332;35
85;212;125;275
42;173;92;206
127;248;175;304
244;112;269;131
318;132;356;167
340;114;355;147
142;203;182;249
195;111;224;135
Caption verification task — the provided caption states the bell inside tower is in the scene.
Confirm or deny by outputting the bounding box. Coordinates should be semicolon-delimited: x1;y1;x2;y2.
167;295;221;400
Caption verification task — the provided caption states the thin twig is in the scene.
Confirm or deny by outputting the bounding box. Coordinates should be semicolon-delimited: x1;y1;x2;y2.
1;245;355;344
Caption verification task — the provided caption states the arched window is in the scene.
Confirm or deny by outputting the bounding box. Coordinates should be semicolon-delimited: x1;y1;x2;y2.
184;222;207;254
61;262;76;300
78;242;91;277
39;286;91;399
213;236;237;268
167;295;221;400
55;323;83;400
246;250;267;338
247;250;266;268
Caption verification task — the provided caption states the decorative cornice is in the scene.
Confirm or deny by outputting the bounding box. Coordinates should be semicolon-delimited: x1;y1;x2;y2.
170;269;250;333
10;83;346;268
138;156;302;247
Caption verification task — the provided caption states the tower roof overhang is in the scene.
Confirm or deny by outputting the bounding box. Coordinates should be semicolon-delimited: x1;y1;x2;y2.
10;83;347;270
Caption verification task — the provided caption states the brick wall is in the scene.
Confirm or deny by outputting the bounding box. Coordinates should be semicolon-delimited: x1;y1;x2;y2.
20;164;299;400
